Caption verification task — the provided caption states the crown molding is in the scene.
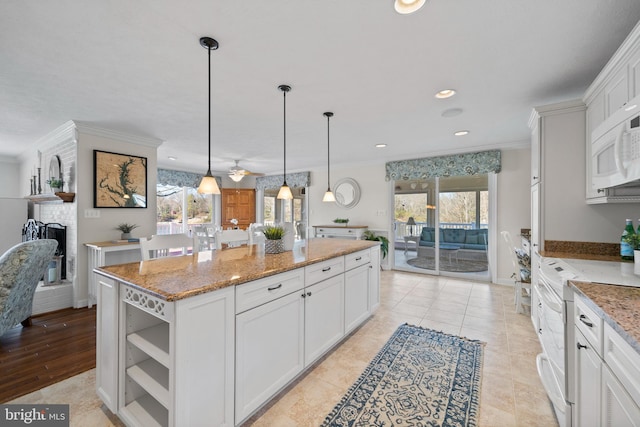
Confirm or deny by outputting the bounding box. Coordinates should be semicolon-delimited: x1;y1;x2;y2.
73;121;163;148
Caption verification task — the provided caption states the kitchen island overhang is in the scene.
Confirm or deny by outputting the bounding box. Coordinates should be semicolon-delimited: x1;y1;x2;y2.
95;238;380;301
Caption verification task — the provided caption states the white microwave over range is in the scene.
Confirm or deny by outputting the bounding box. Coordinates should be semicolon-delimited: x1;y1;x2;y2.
591;93;640;190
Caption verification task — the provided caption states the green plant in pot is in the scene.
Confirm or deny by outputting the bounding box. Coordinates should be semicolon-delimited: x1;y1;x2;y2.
262;225;286;254
46;177;63;192
333;218;349;226
116;223;139;240
622;233;640;261
363;230;389;259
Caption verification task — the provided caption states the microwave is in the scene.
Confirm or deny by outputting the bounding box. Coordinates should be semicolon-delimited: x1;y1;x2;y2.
591;95;640;189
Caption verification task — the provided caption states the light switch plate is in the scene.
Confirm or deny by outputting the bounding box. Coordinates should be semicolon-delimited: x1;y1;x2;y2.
84;209;100;218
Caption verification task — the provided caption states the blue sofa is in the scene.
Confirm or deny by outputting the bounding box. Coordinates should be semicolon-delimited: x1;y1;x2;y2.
419;227;488;251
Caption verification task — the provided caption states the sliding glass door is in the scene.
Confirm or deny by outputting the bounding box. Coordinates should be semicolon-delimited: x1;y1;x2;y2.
394;175;490;281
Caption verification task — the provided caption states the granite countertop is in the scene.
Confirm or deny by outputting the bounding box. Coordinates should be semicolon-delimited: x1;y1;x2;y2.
96;238;378;302
570;281;640;354
541;251;623;262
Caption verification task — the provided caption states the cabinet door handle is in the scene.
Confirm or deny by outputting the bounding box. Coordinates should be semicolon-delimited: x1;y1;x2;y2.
322;267;331;272
577;342;588;350
267;284;282;291
538;328;542;335
307;292;312;297
301;293;306;298
597;188;605;193
533;176;539;180
355;256;362;261
579;314;593;328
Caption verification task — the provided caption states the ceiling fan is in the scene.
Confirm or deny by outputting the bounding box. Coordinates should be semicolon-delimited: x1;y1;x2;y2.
228;160;264;182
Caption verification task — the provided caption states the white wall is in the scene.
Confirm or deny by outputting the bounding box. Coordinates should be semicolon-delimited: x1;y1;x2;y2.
0;157;22;198
496;147;531;284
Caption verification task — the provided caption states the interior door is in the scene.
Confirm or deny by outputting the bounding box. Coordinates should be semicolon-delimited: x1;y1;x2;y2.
221;189;256;229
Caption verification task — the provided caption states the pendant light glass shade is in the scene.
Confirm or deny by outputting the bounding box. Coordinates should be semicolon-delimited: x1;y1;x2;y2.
322;111;335;202
277;85;293;200
394;0;426;14
197;36;221;195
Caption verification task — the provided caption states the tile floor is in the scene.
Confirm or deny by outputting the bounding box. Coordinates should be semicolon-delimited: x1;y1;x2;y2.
9;270;558;427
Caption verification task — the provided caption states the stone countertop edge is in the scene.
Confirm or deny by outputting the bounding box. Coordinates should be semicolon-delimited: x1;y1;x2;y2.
569;280;640;355
95;239;379;302
541;251;624;262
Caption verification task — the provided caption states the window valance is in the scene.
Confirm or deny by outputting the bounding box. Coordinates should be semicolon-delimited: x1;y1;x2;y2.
385;150;501;181
256;172;310;190
158;169;222;189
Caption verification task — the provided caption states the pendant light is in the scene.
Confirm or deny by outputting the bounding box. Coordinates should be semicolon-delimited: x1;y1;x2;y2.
322;112;336;202
197;36;221;195
277;84;293;200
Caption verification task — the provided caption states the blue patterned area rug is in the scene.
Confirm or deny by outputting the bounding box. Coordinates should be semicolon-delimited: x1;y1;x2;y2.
322;323;485;427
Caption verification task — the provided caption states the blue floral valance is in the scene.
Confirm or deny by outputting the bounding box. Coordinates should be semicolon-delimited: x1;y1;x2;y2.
256;172;310;190
158;168;222;188
385;150;501;181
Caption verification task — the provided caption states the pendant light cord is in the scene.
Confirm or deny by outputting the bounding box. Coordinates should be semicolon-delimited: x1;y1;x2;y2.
207;45;212;173
283;88;287;183
326;114;330;187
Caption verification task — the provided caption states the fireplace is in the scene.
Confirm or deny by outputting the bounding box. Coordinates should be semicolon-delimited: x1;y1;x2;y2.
22;219;67;280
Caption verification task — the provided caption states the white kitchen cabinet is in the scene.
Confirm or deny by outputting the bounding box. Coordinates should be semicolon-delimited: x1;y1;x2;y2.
344;264;370;334
575;328;602;427
96;276;119;413
304;274;345;365
531;116;541;186
601;365;640;427
572;293;640;427
96;280;235;427
604;66;629;116
369;247;380;312
235;290;304;423
528;101;584;273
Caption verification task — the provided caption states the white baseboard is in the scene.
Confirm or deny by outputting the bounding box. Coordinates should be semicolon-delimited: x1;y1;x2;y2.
32;281;73;315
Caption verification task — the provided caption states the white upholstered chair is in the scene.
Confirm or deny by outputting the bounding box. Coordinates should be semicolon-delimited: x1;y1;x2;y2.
139;234;196;261
501;230;531;314
215;229;249;249
248;223;265;246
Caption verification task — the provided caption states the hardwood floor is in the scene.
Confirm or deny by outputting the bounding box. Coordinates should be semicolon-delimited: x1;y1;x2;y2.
0;307;96;403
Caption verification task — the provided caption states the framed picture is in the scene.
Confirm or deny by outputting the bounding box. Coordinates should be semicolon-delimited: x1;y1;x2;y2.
94;150;147;208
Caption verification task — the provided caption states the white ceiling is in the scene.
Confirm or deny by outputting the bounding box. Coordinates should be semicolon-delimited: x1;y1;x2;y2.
2;1;640;176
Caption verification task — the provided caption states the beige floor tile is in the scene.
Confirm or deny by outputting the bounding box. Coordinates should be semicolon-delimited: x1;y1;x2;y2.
423;307;465;326
8;270;558;427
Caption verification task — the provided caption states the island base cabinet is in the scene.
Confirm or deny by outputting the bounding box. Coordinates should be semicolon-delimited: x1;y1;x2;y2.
96;276;119;414
235;290;305;424
368;248;380;312
304;275;345;366
344;265;370;334
115;283;235;427
173;287;235;427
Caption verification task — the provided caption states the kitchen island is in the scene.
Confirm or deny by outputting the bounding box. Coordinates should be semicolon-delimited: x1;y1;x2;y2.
93;238;380;427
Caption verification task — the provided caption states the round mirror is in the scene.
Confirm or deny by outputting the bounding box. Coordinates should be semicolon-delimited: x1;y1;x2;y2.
48;155;62;191
333;177;360;209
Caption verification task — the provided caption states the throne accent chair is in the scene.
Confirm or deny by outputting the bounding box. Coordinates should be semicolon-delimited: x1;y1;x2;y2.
0;239;58;337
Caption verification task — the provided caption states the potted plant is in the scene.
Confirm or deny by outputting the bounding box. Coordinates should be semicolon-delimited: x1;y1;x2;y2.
46;177;63;192
116;223;139;240
333;218;349;226
622;233;640;264
363;230;389;259
262;225;286;254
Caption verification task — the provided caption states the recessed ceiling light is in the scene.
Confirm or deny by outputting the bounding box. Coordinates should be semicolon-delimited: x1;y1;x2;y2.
375;144;387;148
168;156;177;161
394;0;426;14
454;130;469;136
435;89;456;99
441;108;463;117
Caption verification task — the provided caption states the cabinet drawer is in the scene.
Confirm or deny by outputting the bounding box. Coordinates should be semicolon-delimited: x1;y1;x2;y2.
236;268;304;314
604;322;640;407
345;249;371;271
575;295;603;357
305;257;345;286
